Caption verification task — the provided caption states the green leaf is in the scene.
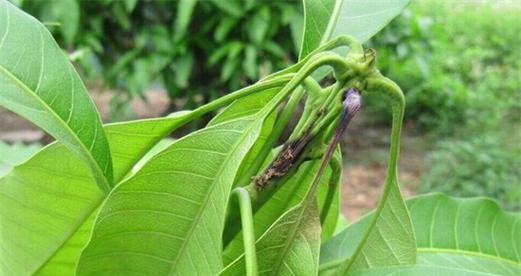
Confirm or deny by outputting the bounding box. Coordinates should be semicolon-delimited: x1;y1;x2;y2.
209;87;277;189
320;194;521;275
346;252;521;276
243;45;258;79
299;0;410;59
0;141;104;276
223;160;325;265
210;0;243;17
214;17;238;43
0;114;200;275
220;195;322;276
173;0;197;41
299;0;337;60
51;0;79;44
246;6;270;45
341;180;416;272
76;87;289;275
0;1;113;191
123;0;138;12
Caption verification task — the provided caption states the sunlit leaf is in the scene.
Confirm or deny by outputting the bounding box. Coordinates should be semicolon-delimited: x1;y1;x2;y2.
300;0;410;59
77;87;288;275
0;114;200;275
221;194;322;276
320;194;521;275
0;1;113;191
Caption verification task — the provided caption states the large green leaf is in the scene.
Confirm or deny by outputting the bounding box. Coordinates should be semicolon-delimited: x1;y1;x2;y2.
76;86;290;274
320;194;521;275
0;0;113;191
299;0;410;59
340;180;415;272
0;60;291;275
209;87;278;188
0;114;201;275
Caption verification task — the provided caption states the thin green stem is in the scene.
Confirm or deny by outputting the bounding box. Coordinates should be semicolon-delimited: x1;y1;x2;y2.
290;85;332;140
301;77;323;96
266;35;363;80
232;188;258;276
188;74;295;121
365;75;405;180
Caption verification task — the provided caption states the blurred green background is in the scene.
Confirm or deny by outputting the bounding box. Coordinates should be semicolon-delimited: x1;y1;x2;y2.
2;0;520;212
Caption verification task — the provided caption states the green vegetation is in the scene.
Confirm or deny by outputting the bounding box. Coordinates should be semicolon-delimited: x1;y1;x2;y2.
367;1;521;210
1;0;519;275
16;0;299;114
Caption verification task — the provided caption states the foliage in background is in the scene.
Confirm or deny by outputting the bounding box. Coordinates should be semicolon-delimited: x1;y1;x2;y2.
0;141;41;177
12;0;521;210
364;1;521;210
421;134;521;211
2;0;520;275
16;0;300;116
365;1;521;133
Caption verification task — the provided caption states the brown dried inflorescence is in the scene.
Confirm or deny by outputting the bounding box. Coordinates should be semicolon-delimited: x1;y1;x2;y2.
254;124;315;189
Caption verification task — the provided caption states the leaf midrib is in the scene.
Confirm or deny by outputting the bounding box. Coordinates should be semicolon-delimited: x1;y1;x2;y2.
167;116;261;274
30;195;104;275
0;63;109;190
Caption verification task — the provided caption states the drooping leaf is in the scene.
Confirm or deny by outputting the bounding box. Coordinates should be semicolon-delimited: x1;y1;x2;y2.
320;194;521;275
76;87;290;275
331;80;414;274
0;114;202;275
299;0;410;59
0;0;113;191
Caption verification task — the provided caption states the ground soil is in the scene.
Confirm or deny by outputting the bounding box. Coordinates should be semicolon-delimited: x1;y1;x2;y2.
0;89;429;221
340;116;429;221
